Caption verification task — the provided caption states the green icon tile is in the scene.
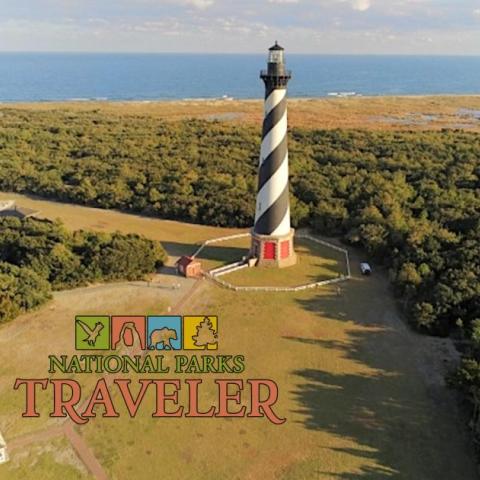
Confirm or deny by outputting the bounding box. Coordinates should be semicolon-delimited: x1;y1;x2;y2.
75;316;110;350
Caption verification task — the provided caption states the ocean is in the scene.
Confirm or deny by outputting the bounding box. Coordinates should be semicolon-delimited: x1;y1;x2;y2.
0;53;479;102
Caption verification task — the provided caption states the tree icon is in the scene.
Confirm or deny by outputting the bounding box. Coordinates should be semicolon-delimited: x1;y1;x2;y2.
192;317;218;348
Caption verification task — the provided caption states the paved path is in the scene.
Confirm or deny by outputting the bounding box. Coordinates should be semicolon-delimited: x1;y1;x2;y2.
171;277;204;314
63;423;109;480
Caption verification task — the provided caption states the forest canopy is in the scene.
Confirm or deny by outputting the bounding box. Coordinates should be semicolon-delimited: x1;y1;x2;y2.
0;109;478;338
0;216;166;323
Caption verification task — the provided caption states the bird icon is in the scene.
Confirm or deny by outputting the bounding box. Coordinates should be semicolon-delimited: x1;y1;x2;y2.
76;320;104;346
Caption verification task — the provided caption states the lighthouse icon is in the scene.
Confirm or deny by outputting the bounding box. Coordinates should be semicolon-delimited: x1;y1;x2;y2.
250;42;297;268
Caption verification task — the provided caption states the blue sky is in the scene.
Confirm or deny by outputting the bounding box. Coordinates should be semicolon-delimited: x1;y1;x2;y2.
0;0;479;54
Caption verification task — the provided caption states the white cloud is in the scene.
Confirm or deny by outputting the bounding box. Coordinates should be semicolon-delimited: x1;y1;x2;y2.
1;0;479;54
185;0;214;9
88;18;109;25
351;0;371;11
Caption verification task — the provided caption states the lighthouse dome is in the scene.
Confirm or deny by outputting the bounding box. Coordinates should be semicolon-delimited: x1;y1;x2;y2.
269;41;284;51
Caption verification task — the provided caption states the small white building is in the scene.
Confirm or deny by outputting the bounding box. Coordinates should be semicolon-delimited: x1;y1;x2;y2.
0;200;39;219
0;431;9;464
360;262;372;275
0;200;15;212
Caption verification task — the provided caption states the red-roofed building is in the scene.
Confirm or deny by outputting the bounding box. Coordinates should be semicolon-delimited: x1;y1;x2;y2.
175;256;202;278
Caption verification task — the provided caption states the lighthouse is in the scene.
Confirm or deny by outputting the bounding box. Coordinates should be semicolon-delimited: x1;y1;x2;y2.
250;42;296;268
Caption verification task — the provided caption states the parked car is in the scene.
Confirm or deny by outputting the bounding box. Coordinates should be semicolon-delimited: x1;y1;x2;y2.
360;262;372;275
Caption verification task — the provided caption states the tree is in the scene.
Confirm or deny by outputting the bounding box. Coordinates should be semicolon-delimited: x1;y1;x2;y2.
412;302;437;332
0;217;167;321
192;318;218;348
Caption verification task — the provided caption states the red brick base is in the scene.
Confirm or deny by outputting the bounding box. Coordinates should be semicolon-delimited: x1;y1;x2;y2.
249;228;297;268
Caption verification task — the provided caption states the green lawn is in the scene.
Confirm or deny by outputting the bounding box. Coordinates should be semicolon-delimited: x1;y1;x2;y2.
0;438;93;480
78;269;476;480
222;237;346;287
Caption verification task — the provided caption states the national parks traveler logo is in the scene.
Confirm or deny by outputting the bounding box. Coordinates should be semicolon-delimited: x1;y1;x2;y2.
75;315;218;351
16;313;286;426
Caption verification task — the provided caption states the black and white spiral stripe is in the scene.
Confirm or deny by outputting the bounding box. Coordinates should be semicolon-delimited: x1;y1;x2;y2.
254;87;290;236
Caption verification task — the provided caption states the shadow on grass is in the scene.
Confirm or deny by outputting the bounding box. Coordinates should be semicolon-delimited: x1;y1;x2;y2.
308;261;346;284
196;244;249;264
161;241;199;258
161;240;248;266
286;276;476;480
159;265;178;276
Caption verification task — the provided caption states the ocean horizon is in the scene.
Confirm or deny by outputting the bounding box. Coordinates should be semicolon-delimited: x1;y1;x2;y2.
0;53;479;103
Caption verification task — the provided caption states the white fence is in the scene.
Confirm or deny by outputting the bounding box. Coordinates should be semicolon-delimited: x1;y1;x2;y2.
206;272;348;292
296;232;351;280
192;232;250;259
201;231;351;293
209;261;248;277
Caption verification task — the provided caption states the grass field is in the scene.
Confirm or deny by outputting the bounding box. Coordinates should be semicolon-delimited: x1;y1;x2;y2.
5;95;480;131
0;193;477;479
81;271;476;480
222;237;346;287
1;437;92;480
0;192;244;265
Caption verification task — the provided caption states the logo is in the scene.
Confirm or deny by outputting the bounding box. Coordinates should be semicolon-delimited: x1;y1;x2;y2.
75;315;219;351
111;316;147;350
75;316;110;350
15;313;286;426
148;316;182;350
184;316;218;350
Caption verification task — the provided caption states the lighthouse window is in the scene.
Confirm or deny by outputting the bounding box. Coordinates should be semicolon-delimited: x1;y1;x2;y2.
268;51;283;64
